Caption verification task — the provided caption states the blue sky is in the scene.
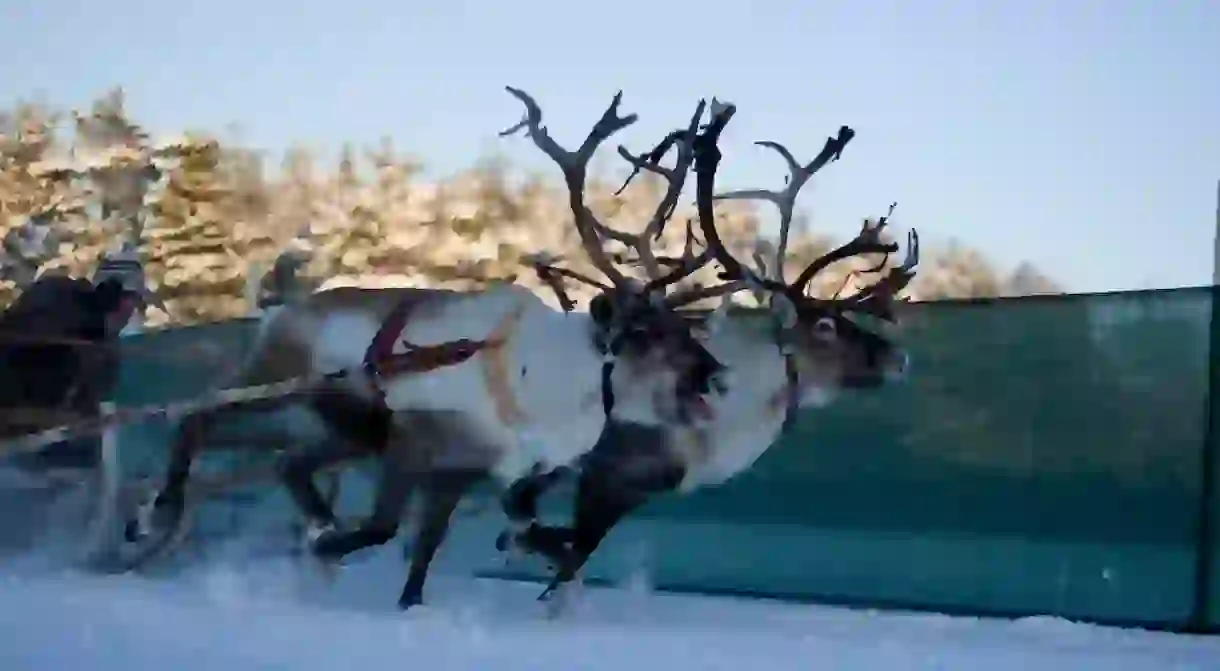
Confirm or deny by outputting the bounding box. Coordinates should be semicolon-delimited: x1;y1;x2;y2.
3;0;1217;292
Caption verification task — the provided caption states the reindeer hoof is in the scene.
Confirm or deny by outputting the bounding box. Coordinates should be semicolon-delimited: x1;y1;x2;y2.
537;584;558;602
123;490;182;543
122;519;141;543
397;591;423;611
309;531;343;561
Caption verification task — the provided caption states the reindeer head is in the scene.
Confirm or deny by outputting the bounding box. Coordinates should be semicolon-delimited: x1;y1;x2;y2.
501;89;735;423
666;122;920;405
768;207;918;396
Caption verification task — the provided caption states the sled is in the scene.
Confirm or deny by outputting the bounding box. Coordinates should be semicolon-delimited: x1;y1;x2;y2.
0;388;346;572
0;402;124;568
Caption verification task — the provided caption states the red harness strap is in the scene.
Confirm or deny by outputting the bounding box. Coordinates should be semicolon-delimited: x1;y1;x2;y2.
360;299;501;399
363;299;417;371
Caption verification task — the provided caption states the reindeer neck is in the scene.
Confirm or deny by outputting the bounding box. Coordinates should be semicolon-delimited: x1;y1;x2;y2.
671;317;793;490
703;316;790;415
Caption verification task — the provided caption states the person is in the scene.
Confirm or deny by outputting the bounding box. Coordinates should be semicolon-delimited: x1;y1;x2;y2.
0;246;150;554
0;246;148;479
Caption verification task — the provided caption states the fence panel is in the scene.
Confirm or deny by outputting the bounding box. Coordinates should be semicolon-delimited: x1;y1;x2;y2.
105;289;1215;629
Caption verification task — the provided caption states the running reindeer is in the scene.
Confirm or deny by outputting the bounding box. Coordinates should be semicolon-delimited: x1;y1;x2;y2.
121;88;733;610
498;106;920;601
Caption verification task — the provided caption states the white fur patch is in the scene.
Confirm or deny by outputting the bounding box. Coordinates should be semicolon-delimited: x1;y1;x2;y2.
309;310;382;373
800;384;836;408
305;520;336;545
134;491;159;538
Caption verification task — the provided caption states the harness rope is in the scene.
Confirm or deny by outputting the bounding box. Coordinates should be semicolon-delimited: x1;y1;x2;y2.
0;296;799;465
767;322;802;436
0;298;529;460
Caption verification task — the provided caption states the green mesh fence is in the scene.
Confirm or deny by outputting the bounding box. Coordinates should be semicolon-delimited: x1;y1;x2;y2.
107;288;1219;631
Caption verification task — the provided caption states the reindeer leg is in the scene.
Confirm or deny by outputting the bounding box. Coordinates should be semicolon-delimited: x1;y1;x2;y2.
276;438;360;544
297;382;397;553
122;391;301;546
310;452;415;563
398;468;487;610
122;405;220;544
537;448;685;603
496;465;574;563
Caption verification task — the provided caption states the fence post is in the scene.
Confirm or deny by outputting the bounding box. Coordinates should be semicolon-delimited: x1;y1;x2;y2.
1191;179;1220;632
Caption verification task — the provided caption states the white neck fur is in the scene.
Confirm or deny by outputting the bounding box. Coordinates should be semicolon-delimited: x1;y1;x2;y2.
676;315;835;489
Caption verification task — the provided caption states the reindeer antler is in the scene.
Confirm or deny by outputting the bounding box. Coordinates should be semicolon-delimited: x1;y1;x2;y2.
595;100;707;283
713;126;856;285
664;100;794;308
521;251;609;313
500;88;638;290
503;89;735;309
578;97;736;307
835;220;920;320
673;119;918;318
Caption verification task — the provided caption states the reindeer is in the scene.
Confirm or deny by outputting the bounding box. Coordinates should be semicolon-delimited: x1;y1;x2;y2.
496;106;921;602
121;88;730;610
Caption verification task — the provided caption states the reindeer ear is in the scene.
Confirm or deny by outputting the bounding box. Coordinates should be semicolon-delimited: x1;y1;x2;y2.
770;293;798;330
589;293;615;326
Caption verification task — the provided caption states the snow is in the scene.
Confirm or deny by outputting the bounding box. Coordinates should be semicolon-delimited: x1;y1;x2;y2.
1;537;1217;671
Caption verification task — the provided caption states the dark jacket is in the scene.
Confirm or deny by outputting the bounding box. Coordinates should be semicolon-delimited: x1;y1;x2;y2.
0;275;125;470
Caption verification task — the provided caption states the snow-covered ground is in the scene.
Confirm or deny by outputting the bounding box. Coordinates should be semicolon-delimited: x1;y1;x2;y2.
0;473;1216;670
1;536;1218;671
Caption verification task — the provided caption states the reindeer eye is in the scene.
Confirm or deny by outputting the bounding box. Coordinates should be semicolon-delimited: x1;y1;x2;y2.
813;317;837;336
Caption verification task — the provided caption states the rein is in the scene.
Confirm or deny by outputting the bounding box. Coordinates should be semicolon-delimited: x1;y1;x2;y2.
0;298;526;460
0;303;798;461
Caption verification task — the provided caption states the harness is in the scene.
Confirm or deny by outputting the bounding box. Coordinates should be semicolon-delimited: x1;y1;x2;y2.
771;319;802;437
358;298;511;408
589;300;702;423
599;304;800;432
587;296;637;420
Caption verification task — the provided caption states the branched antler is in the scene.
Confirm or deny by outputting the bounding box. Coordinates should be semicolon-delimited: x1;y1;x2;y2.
672;116;919;319
500;88;637;289
836;216;920;320
592;100;707;282
610;217;701;269
712;126;855;284
788;202;899;293
521;251;609;313
502;89;734;312
665;100;797;309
